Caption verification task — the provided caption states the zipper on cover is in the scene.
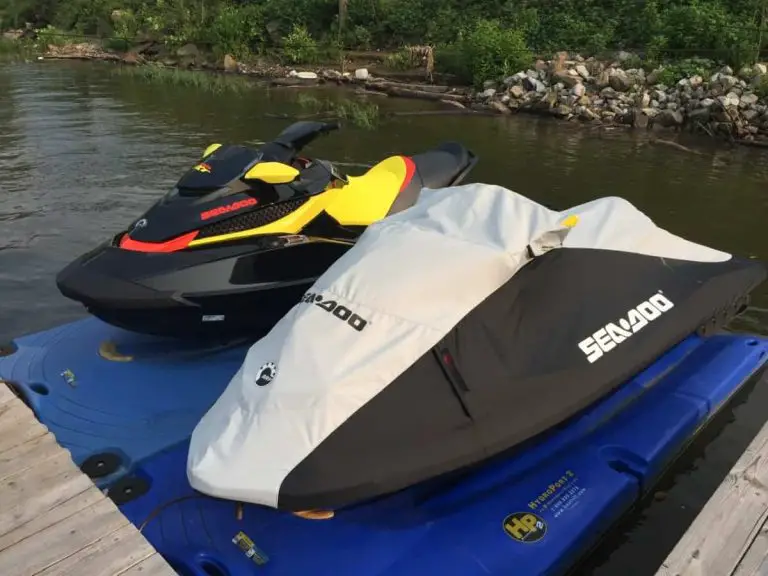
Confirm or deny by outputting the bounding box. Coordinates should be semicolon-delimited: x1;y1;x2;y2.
434;346;473;419
436;347;469;391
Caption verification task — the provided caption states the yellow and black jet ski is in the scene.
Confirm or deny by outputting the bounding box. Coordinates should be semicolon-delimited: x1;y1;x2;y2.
56;121;478;339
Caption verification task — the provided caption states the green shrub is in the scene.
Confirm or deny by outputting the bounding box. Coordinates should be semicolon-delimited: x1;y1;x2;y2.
654;56;717;85
380;0;426;46
660;1;757;68
208;2;265;58
3;0;767;77
753;75;768;99
282;24;318;64
383;47;411;70
438;19;532;88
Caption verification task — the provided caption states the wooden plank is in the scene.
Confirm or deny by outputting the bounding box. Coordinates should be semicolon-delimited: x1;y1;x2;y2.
0;486;105;553
0;383;177;576
0;497;129;575
0;383;18;407
0;433;61;483
0;450;94;537
36;524;155;576
655;418;768;576
117;553;179;576
0;402;48;454
733;517;768;576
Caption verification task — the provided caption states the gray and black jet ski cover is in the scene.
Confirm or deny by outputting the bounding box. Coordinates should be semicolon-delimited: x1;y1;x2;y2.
187;183;766;511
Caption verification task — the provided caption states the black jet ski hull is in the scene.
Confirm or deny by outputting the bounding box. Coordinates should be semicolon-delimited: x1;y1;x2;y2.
56;238;351;340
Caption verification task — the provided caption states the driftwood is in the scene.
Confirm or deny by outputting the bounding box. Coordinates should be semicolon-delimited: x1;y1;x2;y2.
402;45;435;82
270;77;321;87
369;80;451;94
42;53;122;62
388;109;497;117
733;137;768;148
354;88;390;97
365;82;468;103
649;137;704;155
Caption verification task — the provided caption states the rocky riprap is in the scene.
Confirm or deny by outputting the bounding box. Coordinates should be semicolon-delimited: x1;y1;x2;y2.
12;35;768;144
471;51;768;144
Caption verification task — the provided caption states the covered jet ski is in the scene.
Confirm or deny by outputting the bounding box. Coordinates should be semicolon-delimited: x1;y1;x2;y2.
187;182;766;512
55;120;478;339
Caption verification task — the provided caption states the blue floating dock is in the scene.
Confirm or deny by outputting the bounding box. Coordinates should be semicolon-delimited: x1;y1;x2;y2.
113;333;768;576
0;317;250;487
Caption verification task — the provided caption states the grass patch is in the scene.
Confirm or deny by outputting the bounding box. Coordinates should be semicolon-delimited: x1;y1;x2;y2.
109;65;378;128
383;49;413;70
296;93;380;129
0;38;40;61
35;26;72;47
754;75;768;99
110;64;255;94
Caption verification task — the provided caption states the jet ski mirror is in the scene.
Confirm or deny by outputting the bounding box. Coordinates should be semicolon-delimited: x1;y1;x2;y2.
243;161;300;184
201;143;223;159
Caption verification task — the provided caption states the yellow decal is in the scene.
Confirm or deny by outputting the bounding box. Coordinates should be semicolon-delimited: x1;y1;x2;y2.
98;341;134;362
188;156;410;247
244;161;300;184
188;193;336;247
561;214;579;228
503;512;547;543
528;469;577;511
202;143;222;159
193;162;212;174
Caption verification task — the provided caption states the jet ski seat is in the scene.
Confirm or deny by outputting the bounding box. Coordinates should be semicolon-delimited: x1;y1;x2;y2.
386;142;478;216
411;142;475;189
324;156;415;226
325;141;476;226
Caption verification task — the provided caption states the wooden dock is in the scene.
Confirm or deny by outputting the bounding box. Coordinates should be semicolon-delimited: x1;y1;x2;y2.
0;382;177;576
656;415;768;576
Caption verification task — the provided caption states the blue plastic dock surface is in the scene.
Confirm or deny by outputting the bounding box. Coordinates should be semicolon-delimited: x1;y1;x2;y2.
115;333;768;576
0;317;250;487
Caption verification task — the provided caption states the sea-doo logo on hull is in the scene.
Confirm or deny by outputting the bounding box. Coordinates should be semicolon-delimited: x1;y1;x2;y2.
255;362;277;386
200;197;259;221
578;291;675;364
301;291;368;332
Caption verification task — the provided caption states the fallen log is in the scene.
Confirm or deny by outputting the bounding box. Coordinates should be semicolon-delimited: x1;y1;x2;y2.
386;109;497;117
270;77;322;87
367;80;453;94
365;83;469;102
649;137;704;155
42;53;122;62
733;137;768;149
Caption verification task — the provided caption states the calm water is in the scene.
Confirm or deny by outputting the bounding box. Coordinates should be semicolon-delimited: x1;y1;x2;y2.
1;61;767;574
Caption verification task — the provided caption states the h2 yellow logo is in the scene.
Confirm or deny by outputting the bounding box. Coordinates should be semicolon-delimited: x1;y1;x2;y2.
503;512;547;543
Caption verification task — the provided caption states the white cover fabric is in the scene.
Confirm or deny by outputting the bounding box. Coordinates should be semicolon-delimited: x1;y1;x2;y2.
186;183;731;508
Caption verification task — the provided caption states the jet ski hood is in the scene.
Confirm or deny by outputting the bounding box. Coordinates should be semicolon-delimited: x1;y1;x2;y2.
187;183;766;511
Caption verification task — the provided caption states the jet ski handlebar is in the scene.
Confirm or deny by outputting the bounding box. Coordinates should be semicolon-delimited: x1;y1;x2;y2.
274;121;340;153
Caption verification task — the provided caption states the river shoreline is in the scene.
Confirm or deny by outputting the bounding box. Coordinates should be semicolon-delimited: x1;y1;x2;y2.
5;30;768;149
